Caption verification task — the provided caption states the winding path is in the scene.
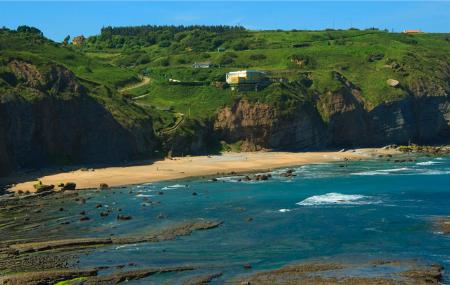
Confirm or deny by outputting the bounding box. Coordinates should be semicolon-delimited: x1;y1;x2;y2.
119;76;151;93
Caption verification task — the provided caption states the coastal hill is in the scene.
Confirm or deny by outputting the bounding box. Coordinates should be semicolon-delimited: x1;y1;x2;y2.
0;25;449;177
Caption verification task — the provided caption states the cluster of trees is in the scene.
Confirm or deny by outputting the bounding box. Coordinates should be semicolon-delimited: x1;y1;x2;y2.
86;25;249;52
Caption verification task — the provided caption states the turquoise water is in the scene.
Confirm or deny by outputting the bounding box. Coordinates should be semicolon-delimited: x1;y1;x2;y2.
6;155;450;283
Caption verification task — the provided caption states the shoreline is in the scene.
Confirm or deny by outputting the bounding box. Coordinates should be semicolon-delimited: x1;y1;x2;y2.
5;148;398;193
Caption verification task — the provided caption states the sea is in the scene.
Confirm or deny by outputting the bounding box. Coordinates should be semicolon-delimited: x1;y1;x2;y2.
3;154;450;284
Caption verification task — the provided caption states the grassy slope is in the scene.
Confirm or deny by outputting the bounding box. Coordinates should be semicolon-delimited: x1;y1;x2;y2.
0;30;150;129
2;28;448;132
91;29;448;122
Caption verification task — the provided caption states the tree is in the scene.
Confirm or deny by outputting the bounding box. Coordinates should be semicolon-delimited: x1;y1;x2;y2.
63;35;70;46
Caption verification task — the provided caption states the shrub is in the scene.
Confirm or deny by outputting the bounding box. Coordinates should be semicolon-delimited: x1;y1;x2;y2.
233;41;249;51
249;53;267;60
367;52;384;62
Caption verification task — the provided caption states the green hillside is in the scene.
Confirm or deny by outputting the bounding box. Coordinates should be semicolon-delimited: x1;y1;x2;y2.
1;25;449;132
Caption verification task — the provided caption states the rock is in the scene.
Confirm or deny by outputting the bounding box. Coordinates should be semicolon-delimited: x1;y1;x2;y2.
80;211;86;215
243;264;252;269
34;183;54;193
100;211;109;217
246;217;253;222
211;178;218;182
61;182;76;191
192;192;198;196
80;216;90;221
387;79;400;87
98;183;109;190
59;207;64;211
117;215;132;221
95;204;102;208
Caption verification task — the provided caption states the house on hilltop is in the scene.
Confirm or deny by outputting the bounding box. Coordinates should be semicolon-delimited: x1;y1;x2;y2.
226;70;268;91
226;70;266;85
192;61;211;68
403;29;422;34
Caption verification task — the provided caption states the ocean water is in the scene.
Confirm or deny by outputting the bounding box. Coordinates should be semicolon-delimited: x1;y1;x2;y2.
4;155;450;283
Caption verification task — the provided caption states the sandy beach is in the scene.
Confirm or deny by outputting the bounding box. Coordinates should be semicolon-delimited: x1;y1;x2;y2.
6;148;397;193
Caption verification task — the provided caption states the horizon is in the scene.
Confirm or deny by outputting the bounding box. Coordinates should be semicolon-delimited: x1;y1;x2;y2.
1;1;449;41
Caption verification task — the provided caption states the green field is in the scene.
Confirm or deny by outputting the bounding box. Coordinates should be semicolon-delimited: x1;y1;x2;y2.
1;26;449;134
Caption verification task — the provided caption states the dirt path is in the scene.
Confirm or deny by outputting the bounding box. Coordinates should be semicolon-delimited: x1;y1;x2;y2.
119;76;151;93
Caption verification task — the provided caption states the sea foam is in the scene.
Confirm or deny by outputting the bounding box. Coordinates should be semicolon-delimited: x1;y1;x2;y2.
297;193;373;206
162;184;187;190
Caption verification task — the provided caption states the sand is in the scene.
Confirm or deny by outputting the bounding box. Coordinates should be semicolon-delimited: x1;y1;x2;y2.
5;148;396;193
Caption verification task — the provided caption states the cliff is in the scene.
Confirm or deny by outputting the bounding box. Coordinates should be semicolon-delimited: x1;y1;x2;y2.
212;73;450;151
0;60;158;177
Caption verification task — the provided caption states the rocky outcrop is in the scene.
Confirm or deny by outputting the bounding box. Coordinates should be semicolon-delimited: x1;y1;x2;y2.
0;60;158;177
213;73;449;151
214;99;326;151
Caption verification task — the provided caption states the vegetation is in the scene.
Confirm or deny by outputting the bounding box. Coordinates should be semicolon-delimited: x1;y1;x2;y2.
1;25;449;137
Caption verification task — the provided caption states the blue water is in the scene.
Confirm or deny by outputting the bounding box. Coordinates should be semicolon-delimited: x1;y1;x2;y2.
6;155;450;283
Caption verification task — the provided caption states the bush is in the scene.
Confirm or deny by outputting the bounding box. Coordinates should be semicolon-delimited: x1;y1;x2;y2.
249;53;267;60
233;41;249;51
159;40;171;48
367;52;384;62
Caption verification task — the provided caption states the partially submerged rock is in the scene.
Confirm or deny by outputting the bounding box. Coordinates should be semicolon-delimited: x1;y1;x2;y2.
83;266;194;284
0;268;97;285
182;272;223;285
436;216;450;234
4;219;223;254
233;261;443;285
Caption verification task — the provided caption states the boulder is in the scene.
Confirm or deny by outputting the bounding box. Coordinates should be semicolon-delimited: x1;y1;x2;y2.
61;182;76;191
387;79;400;87
98;183;109;190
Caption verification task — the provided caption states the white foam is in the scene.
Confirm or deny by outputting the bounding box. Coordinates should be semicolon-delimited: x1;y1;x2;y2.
297;193;373;206
352;167;410;176
136;194;154;197
162;184;187;190
278;208;291;213
421;170;450;175
416;161;441;166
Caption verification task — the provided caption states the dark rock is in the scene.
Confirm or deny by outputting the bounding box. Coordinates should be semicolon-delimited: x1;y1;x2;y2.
117;215;132;221
98;183;109;190
61;182;76;191
80;216;90;221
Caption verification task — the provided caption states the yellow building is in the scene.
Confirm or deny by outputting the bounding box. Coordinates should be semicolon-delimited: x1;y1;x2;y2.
226;70;266;85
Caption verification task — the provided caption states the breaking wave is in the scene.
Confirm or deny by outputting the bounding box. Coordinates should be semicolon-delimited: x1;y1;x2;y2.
416;160;442;166
297;193;375;206
162;184;187;190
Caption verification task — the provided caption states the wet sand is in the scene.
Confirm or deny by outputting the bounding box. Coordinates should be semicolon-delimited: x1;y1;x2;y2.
6;148;397;193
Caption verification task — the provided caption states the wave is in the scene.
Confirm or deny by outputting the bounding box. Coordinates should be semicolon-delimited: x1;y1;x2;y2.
351;167;410;176
416;161;442;166
162;184;187;190
297;193;375;206
278;208;291;213
136;194;154;197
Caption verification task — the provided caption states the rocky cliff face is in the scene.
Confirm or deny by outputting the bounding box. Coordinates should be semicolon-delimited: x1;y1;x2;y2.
213;76;450;151
0;61;158;177
214;99;326;151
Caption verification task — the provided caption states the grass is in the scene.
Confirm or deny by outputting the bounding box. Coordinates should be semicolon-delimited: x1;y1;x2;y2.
1;27;448;132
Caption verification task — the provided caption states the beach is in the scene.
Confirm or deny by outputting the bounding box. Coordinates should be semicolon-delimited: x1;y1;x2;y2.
6;148;396;193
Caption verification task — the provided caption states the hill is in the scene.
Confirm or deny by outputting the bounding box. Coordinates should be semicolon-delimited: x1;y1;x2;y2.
0;25;449;176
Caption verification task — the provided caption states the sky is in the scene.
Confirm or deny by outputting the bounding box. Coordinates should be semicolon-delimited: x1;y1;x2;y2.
0;1;449;41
